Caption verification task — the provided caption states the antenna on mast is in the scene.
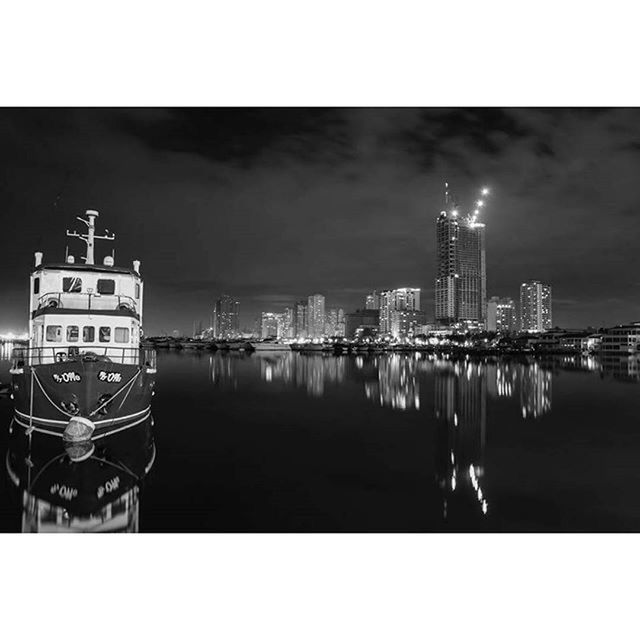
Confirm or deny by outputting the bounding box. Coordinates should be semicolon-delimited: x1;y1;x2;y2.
66;210;115;265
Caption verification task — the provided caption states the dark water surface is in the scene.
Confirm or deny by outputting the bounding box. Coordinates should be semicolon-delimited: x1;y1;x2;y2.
2;344;640;532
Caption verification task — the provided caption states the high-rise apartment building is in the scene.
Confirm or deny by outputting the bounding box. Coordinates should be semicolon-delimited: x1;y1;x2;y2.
520;281;552;332
487;297;517;333
295;301;307;339
365;291;381;310
307;294;326;339
281;307;295;339
261;312;280;339
213;294;240;339
435;188;487;327
379;288;421;335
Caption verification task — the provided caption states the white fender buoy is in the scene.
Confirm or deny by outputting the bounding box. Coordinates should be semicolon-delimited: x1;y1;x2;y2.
64;440;95;463
63;416;95;443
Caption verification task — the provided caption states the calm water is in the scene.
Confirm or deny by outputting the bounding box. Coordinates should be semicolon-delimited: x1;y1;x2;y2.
2;344;640;531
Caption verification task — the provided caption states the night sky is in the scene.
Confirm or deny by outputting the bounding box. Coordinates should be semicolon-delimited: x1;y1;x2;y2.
1;107;640;335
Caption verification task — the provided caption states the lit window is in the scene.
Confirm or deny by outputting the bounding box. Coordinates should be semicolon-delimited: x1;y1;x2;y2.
83;326;95;342
67;326;79;342
114;327;130;343
46;326;62;342
99;327;111;343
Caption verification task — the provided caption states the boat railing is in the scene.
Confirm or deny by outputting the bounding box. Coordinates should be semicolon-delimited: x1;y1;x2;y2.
11;346;157;369
36;292;138;314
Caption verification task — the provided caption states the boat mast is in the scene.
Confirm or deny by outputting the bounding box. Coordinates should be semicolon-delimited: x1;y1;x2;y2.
66;210;115;265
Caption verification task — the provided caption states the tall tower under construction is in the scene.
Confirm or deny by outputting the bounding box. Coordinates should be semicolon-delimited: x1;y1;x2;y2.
435;183;487;327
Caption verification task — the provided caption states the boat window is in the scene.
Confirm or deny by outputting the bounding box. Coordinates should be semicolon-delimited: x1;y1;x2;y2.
67;326;79;342
83;326;95;342
62;277;82;293
46;326;62;342
135;283;140;300
99;327;111;343
115;327;130;343
33;277;40;294
97;279;115;295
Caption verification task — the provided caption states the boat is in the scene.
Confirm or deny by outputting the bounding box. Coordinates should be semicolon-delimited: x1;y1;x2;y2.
9;209;156;439
299;342;326;352
249;338;291;352
5;415;155;532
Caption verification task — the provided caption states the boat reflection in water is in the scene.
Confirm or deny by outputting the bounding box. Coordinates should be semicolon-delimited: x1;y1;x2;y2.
5;415;155;533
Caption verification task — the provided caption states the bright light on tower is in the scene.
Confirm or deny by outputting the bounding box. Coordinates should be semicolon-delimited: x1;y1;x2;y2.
481;187;489;196
451;209;458;217
477;200;484;207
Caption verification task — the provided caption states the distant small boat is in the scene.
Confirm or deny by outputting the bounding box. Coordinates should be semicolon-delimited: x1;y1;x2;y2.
299;343;325;352
250;339;291;352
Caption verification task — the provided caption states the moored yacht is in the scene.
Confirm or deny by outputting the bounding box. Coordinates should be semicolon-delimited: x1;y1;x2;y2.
10;210;156;439
249;338;291;352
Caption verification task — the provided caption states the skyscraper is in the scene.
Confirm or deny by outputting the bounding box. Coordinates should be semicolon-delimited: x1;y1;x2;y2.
281;307;295;338
379;288;421;335
307;294;326;339
213;294;240;339
261;312;279;339
435;185;487;327
365;291;380;310
520;281;552;332
487;296;517;333
295;300;308;339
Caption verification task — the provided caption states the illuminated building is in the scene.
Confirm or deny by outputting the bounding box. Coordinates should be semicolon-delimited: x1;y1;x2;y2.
260;312;279;339
336;308;345;337
520;281;552;332
325;308;338;336
389;309;426;339
280;307;295;339
487;296;517;333
435;184;487;327
599;323;640;355
365;291;380;310
379;288;421;335
295;301;307;339
213;294;240;339
324;307;346;337
306;294;325;339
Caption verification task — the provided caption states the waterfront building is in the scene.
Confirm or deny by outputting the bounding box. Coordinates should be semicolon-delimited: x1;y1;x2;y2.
336;308;345;337
345;309;380;339
213;294;240;339
307;294;326;339
281;307;295;339
486;297;517;333
599;322;640;355
295;301;307;339
520;281;552;332
365;291;381;310
324;307;345;337
379;288;421;335
260;312;279;339
389;309;427;339
435;187;487;327
325;308;338;336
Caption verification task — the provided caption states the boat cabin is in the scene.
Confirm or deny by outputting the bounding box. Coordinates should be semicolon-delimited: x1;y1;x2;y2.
26;210;145;365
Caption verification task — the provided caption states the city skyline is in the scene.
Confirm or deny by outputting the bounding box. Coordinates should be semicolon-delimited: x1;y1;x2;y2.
3;108;640;334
